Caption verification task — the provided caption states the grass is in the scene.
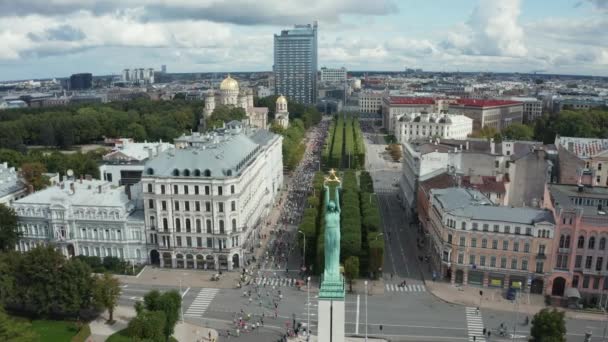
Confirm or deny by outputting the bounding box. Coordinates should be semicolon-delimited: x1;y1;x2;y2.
29;319;80;342
107;328;131;342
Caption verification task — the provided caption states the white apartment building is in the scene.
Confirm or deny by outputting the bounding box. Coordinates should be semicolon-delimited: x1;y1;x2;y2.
0;162;27;205
320;67;347;84
394;112;473;144
359;90;387;114
12;179;147;264
142;122;283;270
381;97;437;132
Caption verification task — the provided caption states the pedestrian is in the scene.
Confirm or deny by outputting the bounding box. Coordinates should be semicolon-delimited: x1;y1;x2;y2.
208;331;212;341
476;307;479;315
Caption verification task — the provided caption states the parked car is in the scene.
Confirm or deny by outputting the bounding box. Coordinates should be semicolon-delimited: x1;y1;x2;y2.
506;287;517;300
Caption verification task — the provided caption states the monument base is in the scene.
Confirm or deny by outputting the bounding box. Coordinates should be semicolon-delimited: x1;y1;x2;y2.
317;298;345;342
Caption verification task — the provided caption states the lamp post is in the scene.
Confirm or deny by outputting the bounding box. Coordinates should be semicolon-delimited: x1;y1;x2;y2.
298;230;306;270
179;278;184;323
307;276;311;340
365;280;368;342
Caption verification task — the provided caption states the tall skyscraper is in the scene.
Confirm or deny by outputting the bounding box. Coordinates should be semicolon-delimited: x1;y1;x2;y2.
69;73;92;90
273;22;318;105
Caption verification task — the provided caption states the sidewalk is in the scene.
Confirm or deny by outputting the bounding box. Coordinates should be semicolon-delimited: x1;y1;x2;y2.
117;266;242;289
89;305;219;342
425;281;608;321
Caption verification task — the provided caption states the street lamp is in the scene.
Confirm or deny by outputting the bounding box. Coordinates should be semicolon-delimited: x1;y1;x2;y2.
307;276;311;340
364;280;368;342
179;278;184;323
298;230;306;270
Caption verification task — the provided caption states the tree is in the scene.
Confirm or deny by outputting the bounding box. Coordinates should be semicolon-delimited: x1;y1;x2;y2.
387;144;402;162
0;310;38;342
473;125;498;140
20;162;50;191
502;123;534;141
529;308;566;342
142;290;182;340
127;310;166;342
344;256;360;293
94;273;122;323
0;204;20;252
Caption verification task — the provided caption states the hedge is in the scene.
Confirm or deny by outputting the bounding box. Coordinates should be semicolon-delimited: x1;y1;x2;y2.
353;118;366;168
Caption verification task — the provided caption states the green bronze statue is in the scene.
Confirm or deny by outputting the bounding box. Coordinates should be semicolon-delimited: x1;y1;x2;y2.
323;169;342;281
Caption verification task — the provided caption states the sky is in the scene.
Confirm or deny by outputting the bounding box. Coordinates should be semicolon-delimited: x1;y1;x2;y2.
0;0;607;81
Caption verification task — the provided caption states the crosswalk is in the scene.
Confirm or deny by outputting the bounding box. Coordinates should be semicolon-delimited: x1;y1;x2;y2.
384;283;426;293
254;277;297;287
465;307;486;342
184;288;219;318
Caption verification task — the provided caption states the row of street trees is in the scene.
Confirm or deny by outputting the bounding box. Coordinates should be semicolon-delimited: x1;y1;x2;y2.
322;114;366;170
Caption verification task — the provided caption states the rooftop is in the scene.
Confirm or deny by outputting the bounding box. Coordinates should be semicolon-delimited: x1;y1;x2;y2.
388;97;436;105
433;187;554;225
103;140;174;162
0;162;26;197
452;99;522;108
15;180;129;208
550;184;608;220
555;136;608;159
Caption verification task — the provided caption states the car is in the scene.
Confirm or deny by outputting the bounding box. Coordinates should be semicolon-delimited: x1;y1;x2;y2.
506;287;517;300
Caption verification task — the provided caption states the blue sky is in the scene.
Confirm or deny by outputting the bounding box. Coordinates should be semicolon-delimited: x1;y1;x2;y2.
0;0;607;81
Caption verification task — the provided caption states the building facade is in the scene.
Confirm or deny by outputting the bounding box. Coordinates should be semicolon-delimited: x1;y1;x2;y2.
320;67;347;84
448;99;523;131
0;162;27;205
382;97;437;132
394;112;473;143
274;95;290;129
509;97;542;123
12;180;147;264
358;90;386;114
547;184;608;299
422;187;555;293
274;22;318;104
555;136;608;187
142;123;283;270
69;73;93;90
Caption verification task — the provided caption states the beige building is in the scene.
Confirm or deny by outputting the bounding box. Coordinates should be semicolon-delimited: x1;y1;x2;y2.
358;90;387;114
448;99;523;131
422;187;555;293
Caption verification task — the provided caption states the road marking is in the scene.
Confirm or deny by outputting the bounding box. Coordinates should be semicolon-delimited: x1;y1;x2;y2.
465;307;486;342
182;287;190;298
184;288;219;317
135;265;146;278
355;294;360;335
120;284;128;288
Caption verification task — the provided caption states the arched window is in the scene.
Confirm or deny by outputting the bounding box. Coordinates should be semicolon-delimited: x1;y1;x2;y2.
194;169;201;176
589;236;596;249
578;236;585;249
185;219;191;233
204;169;211;177
173;169;180;176
232;219;237;232
196;219;202;233
147;168;154;175
206;219;212;234
559;235;565;248
163;218;168;230
175;218;181;232
219;220;225;234
183;169;190;177
565;235;571;248
601;237;606;250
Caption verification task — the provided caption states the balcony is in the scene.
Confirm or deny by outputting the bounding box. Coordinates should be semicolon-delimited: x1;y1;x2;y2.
558;248;570;253
536;253;547;260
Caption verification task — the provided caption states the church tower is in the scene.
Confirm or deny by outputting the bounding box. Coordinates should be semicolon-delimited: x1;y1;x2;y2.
203;91;215;117
275;95;289;129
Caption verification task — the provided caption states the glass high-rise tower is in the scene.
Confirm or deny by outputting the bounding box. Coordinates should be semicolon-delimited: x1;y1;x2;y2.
273;22;318;105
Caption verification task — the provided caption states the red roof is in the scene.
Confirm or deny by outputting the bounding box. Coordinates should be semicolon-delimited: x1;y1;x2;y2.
453;99;521;108
389;97;436;105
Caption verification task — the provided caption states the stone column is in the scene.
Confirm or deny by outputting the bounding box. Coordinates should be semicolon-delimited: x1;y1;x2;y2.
450;267;456;285
214;255;219;270
463;269;469;286
193;258;197;270
171;254;177;268
160;256;164;268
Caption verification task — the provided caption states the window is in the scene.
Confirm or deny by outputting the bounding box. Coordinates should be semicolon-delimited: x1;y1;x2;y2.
175;218;181;232
521;259;528;270
493;225;499;233
583;275;590;289
513;241;519;252
231;201;236;212
459;236;466;246
458;253;464;264
149;216;156;229
218;203;224;213
504;226;510;234
196;219;202;233
600;163;603;171
502;241;509;250
176;236;182;247
559;235;565;248
490;256;497;267
470;255;476;265
471;238;477;248
461;222;466;230
472;223;478;231
575;255;583;268
586;256;593;269
515;226;521;235
148;199;154;209
535;261;544;273
163;218;168;230
572;275;580;288
186;236;192;247
147;184;153;193
525;227;532;236
195;201;201;211
161;185;165;194
219;220;225;234
492;240;498;249
232;219;237;232
480;255;486;266
601;238;606;250
482;239;488;248
197;237;202;247
218;186;223;196
565;235;571;248
174;201;180;211
195;186;199;195
483;224;489;232
511;258;518;269
597;257;604;271
589;236;596;249
205;186;210;195
500;257;507;268
185;202;190;211
173;185;178;194
207;238;213;248
161;201;167;211
231;185;235;194
578;236;585;248
495;160;499;168
186;219;191;233
594;276;600;290
538;244;546;255
206;220;212;234
205;202;211;212
524;243;530;253
184;185;189;195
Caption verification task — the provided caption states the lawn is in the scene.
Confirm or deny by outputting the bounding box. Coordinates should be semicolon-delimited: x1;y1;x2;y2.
29;319;80;341
107;328;132;342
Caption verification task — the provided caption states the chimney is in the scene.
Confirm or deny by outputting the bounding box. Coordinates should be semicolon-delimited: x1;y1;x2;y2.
147;147;154;159
490;138;495;154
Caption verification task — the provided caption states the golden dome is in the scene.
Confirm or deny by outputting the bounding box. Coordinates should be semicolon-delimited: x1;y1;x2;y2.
276;95;287;105
220;74;239;92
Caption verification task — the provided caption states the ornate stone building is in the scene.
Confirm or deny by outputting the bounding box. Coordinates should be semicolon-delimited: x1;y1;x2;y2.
202;75;268;129
274;95;290;129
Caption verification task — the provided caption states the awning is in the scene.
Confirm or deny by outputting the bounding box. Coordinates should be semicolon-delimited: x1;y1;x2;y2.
564;287;581;299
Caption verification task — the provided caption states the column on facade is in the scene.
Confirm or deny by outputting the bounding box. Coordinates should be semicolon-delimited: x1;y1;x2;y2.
503;273;510;289
483;272;489;287
214;255;219;270
160;257;164;268
193;257;197;270
463;269;469;286
171;254;177;268
450;267;456;285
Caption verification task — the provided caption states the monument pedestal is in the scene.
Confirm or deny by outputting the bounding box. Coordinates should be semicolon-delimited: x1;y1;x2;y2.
317;276;345;342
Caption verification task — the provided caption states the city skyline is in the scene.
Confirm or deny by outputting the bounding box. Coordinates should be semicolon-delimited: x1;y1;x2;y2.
0;0;607;81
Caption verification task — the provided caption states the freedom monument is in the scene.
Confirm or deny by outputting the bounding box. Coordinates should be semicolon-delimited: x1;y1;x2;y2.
318;169;346;342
